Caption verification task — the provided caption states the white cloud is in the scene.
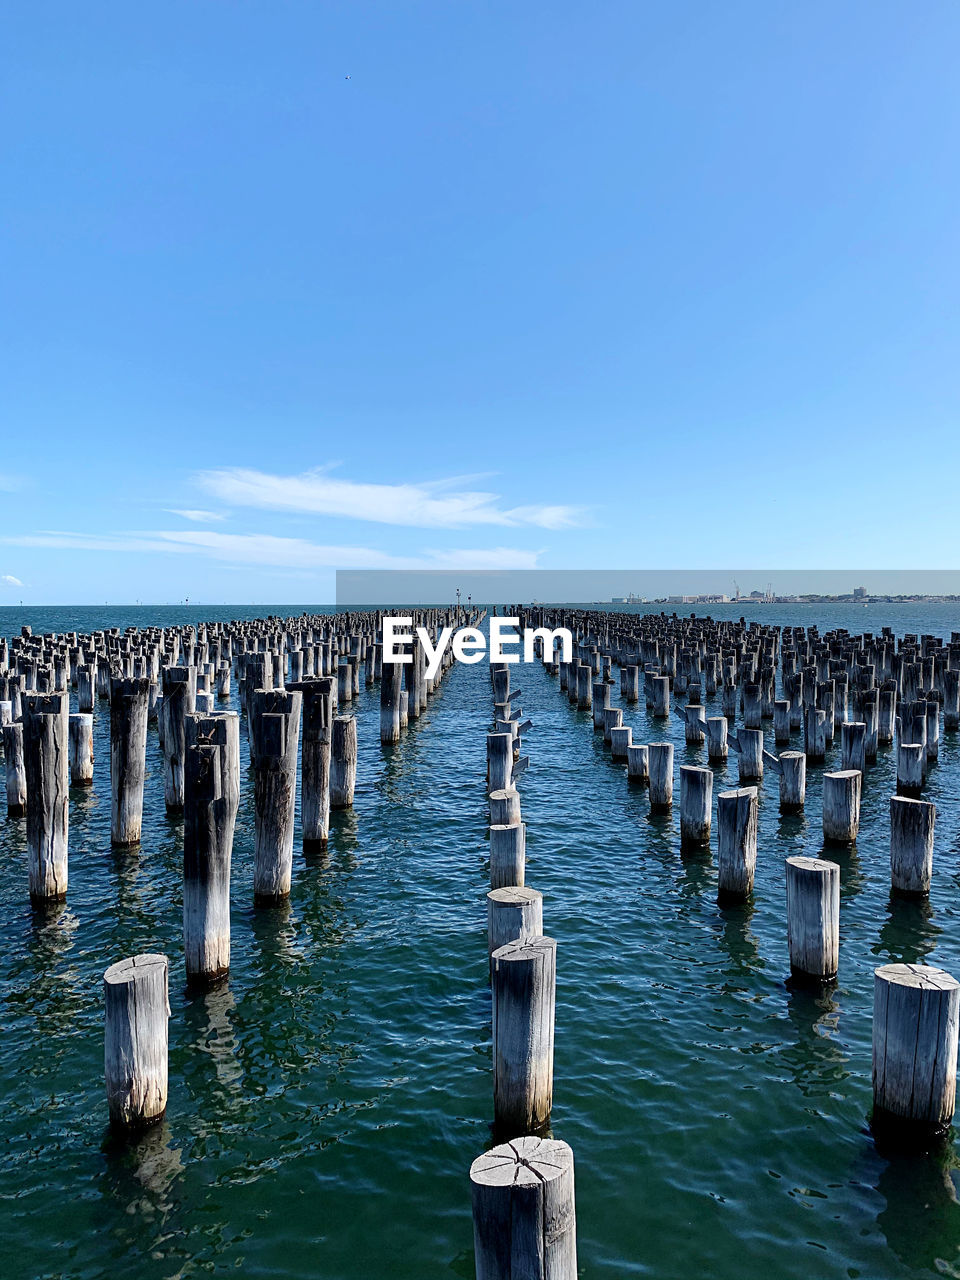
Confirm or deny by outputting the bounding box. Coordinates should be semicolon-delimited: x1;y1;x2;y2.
166;509;228;523
194;466;583;530
1;574;23;587
0;530;540;571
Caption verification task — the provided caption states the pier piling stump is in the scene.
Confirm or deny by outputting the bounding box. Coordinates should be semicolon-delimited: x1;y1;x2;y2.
823;770;861;844
785;856;839;982
110;677;150;847
717;787;758;902
890;795;936;898
330;715;357;809
490;823;526;889
491;935;556;1134
68;712;94;785
104;953;170;1131
873;963;960;1148
471;1136;577;1280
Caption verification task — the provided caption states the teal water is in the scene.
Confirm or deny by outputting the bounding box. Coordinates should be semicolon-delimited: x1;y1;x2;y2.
3;603;960;1278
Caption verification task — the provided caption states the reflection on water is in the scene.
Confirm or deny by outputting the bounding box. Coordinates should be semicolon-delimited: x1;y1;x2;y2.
875;1148;960;1272
874;894;941;967
781;982;848;1095
714;898;764;975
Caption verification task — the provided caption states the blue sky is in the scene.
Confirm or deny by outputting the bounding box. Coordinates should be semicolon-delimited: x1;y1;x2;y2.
2;2;959;603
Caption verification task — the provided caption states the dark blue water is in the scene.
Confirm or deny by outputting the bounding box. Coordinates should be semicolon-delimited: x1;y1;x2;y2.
2;603;960;1279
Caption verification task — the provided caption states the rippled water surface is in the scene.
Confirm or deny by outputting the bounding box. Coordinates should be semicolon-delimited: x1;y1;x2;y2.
3;603;960;1279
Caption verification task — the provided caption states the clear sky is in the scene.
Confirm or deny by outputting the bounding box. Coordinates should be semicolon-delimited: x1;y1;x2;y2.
2;2;959;603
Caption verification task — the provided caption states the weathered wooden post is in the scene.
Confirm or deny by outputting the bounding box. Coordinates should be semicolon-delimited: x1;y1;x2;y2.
679;765;712;847
490;787;522;826
897;743;924;798
23;695;69;901
945;669;960;731
878;686;897;743
471;1137;577;1280
68;712;94;785
717;786;758;902
785;856;839;983
610;724;632;760
183;713;240;984
648;742;674;811
592;681;610;730
777;750;806;811
491;935;556;1133
627;743;649;783
487;886;543;959
490;823;526;888
487;732;514;795
110;677;150;847
651;676;670;717
160;666;197;812
622;665;639;703
773;700;791;744
330;715;357;809
873;963;960;1147
823;770;861;843
3;721;27;816
77;663;96;713
890;795;936;898
735;728;764;782
743;683;762;729
706;716;728;761
602;705;622;744
104;953;169;1131
289;677;334;849
841;721;866;775
805;707;828;762
380;653;404;743
251;689;302;904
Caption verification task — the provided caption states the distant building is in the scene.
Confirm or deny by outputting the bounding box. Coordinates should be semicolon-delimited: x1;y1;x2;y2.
853;586;867;599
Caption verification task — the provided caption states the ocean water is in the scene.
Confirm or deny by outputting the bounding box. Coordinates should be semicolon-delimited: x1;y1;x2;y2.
2;603;960;1279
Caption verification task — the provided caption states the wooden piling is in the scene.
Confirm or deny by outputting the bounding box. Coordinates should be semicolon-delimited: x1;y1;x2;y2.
648;742;674;811
491;935;556;1133
486;886;543;959
104;953;170;1131
785;856;839;982
873;963;960;1147
3;722;27;816
471;1137;576;1280
717;787;758;902
23;696;69;901
490;823;526;889
330;715;358;809
251;689;302;904
679;765;712;847
822;770;861;843
890;795;936;898
183;714;240;984
68;712;94;785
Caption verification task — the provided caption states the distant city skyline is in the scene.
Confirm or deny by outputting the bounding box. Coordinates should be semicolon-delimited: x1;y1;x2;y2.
3;4;959;603
335;570;960;607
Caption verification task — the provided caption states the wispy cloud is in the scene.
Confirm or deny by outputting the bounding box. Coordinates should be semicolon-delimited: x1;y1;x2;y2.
1;530;540;571
166;509;228;523
1;573;24;587
194;466;583;530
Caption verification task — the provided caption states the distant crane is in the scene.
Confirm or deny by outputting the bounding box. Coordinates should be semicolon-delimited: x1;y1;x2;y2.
733;580;740;601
